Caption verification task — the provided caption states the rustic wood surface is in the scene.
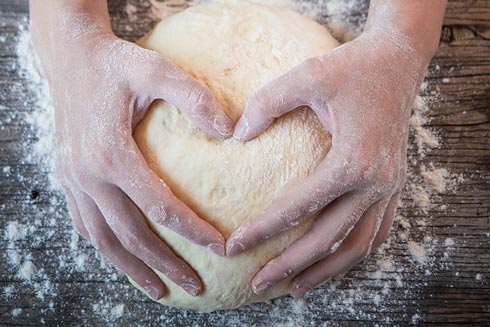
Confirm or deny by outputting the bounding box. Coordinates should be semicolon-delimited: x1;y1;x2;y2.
0;0;489;326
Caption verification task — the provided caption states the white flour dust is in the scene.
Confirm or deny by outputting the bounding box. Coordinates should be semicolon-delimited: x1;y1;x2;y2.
1;1;467;325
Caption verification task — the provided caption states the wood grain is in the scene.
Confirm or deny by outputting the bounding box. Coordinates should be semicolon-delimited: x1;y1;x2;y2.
0;0;489;326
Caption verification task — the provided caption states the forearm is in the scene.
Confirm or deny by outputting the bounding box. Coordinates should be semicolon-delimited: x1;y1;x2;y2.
365;0;447;62
29;0;112;80
29;0;111;50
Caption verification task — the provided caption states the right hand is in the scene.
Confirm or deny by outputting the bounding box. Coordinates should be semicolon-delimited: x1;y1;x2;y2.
31;4;233;300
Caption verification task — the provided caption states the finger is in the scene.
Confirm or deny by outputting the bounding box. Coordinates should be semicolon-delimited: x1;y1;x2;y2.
289;197;390;298
333;194;398;280
115;140;225;255
144;56;233;138
226;154;350;256
234;56;329;141
371;193;400;251
73;190;166;300
63;185;89;240
333;193;400;280
250;192;374;295
90;184;203;296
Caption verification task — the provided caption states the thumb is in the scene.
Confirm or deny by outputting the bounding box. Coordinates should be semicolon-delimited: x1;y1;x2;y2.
234;56;326;141
145;56;234;139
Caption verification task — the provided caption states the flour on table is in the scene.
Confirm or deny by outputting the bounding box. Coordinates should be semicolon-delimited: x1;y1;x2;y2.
1;0;468;324
18;260;37;280
407;242;427;265
12;308;22;317
5;221;28;241
444;238;455;247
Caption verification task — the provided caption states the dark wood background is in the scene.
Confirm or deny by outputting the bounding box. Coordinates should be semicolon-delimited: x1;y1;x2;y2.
0;0;489;326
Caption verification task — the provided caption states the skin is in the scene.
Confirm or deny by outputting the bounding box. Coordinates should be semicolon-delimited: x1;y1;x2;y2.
30;0;447;302
30;0;234;300
226;0;447;298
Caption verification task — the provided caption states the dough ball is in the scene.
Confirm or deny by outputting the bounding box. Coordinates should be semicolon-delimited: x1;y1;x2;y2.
133;0;338;312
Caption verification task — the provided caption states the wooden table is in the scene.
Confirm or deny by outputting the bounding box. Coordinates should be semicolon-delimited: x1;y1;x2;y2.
1;1;489;326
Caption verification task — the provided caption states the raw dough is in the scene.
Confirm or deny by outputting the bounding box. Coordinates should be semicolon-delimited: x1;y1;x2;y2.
133;0;338;312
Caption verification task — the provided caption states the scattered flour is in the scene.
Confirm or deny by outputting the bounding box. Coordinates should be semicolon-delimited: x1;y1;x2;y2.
125;3;139;22
407;242;427;265
2;165;11;175
16;21;58;190
409;94;440;157
1;1;468;326
444;238;455;247
18;260;37;280
92;302;126;322
291;298;308;313
70;231;80;250
421;164;449;193
5;221;28;241
4;286;14;298
12;308;22;317
75;254;90;270
6;249;21;266
411;313;421;324
373;294;381;306
111;303;125;319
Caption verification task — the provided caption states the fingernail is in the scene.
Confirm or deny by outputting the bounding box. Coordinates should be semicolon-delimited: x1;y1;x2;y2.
291;284;309;299
233;117;249;140
226;240;245;256
208;243;225;256
252;281;271;295
182;284;200;297
213;116;233;138
144;286;162;300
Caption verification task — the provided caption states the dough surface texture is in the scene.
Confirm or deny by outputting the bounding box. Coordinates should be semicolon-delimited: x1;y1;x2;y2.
134;0;338;312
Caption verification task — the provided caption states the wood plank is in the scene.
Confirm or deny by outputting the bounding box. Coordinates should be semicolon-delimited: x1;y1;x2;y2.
1;0;489;326
444;0;490;26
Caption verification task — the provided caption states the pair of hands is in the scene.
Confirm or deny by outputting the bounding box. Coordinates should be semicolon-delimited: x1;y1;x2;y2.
33;10;431;300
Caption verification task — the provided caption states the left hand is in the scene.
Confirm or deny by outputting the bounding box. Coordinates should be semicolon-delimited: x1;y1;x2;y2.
226;30;430;298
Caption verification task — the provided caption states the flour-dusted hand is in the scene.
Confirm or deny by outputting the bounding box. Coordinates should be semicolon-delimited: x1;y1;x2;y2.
30;0;233;299
227;0;447;298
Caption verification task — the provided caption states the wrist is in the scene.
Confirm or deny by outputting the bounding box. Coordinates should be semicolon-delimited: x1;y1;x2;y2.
363;0;447;65
29;0;112;52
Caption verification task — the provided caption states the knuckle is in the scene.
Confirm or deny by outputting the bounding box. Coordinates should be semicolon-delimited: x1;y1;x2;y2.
146;204;169;225
254;225;270;243
346;157;376;187
377;166;398;193
119;233;141;255
251;88;270;113
353;156;399;196
98;147;124;176
92;136;132;180
131;47;163;73
278;211;292;230
324;237;343;254
302;56;326;77
188;85;211;108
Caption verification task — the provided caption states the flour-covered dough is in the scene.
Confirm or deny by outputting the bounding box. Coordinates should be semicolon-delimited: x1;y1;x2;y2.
133;0;338;312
